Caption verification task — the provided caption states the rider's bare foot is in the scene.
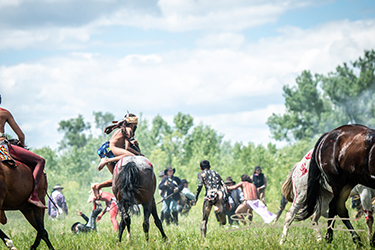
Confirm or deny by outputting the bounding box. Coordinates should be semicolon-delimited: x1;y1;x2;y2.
91;184;101;199
28;195;47;208
98;158;108;171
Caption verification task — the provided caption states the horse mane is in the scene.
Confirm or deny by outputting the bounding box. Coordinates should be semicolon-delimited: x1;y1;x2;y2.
282;163;298;203
113;161;140;214
297;133;328;221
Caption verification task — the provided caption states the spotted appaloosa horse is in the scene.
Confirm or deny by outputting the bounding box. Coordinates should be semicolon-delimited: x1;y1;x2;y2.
112;156;167;242
0;160;54;250
280;149;333;245
301;124;375;246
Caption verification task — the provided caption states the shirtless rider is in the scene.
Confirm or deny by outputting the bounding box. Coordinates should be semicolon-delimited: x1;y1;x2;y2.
0;94;46;208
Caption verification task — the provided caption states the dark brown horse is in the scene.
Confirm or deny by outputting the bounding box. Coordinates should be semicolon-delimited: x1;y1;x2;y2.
112;156;167;242
301;124;375;246
0;160;54;250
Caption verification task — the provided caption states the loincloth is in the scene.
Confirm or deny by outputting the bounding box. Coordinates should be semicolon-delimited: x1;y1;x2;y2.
0;141;17;167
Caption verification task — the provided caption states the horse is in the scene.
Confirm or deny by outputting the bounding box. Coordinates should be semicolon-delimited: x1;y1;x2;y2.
279;148;375;244
0;161;54;250
112;156;167;242
279;149;333;245
301;124;375;246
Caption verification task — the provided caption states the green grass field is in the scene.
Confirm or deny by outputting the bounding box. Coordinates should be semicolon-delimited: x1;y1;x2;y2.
1;201;373;250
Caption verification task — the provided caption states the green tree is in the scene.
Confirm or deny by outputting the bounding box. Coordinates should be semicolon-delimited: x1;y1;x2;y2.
58;114;91;149
321;49;375;126
93;111;115;136
267;70;326;141
267;50;375;142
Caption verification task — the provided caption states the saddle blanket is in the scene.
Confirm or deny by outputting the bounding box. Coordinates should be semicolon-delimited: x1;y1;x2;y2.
247;199;276;224
0;144;17;167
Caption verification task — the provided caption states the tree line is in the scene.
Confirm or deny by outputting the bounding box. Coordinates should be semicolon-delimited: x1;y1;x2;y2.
30;49;374;212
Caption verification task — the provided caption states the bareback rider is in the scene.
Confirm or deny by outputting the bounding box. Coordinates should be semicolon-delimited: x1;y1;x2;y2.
92;114;142;198
195;160;227;237
0;94;46;208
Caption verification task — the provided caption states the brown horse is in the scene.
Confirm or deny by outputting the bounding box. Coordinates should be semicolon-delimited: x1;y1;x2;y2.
301;124;375;246
112;156;167;242
0;160;54;250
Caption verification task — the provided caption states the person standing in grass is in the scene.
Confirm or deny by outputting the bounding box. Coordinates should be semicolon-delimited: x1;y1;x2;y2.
250;166;267;204
158;166;184;225
195;160;227;237
48;184;68;219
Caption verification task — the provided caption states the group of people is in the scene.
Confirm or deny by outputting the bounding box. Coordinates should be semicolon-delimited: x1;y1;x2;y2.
156;160;275;237
1;94;275;237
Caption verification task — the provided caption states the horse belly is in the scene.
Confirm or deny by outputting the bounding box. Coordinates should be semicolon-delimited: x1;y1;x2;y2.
1;164;33;210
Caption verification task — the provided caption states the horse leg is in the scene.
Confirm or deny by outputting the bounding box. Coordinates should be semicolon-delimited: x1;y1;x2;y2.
142;203;151;241
118;210;131;242
335;185;362;246
311;213;323;242
150;199;167;241
325;198;337;243
201;200;212;238
20;207;54;250
0;229;16;250
280;200;302;245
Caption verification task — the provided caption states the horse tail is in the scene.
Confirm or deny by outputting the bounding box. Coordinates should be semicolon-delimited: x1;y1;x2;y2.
297;133;327;220
282;163;298;203
113;161;140;214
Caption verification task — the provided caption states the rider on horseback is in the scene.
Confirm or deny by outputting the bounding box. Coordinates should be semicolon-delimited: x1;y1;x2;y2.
92;113;142;198
0;94;46;208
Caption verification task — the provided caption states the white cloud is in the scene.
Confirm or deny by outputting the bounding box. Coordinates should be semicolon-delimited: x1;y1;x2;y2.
1;11;375;148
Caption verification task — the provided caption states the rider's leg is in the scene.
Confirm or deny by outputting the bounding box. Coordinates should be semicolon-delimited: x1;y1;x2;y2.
7;144;46;208
98;148;134;171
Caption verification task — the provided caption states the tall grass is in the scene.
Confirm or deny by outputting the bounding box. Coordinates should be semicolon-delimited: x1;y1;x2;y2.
0;199;372;250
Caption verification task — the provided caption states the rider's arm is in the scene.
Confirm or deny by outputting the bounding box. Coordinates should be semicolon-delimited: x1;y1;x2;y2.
124;128;140;155
5;110;25;146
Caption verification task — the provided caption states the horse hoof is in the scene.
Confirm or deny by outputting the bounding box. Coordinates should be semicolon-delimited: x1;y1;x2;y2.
5;239;16;250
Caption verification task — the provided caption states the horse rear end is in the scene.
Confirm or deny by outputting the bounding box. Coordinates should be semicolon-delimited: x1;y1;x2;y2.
302;124;375;246
0;161;54;250
113;156;166;242
280;149;333;245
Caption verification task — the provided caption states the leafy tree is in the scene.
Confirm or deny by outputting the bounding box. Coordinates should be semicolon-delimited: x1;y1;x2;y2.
58;114;91;149
321;49;375;127
267;50;375;142
267;70;326;141
92;111;115;136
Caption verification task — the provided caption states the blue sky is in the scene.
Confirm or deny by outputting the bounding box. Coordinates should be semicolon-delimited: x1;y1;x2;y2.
1;0;375;149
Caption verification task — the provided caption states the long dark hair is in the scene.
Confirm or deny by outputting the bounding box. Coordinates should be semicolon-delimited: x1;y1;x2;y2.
241;174;252;183
103;114;137;137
